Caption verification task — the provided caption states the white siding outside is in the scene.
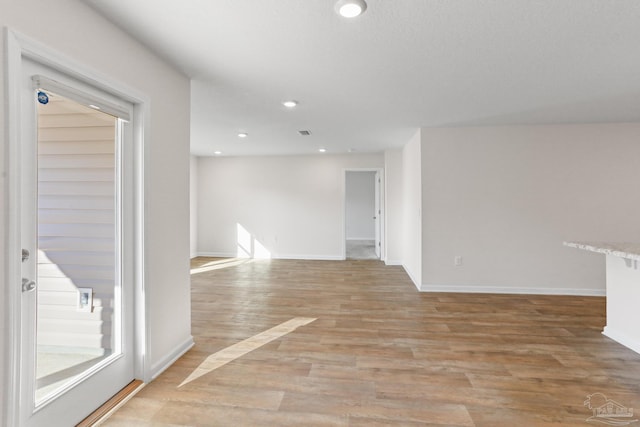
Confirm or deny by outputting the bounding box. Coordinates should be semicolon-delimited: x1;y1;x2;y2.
36;93;116;355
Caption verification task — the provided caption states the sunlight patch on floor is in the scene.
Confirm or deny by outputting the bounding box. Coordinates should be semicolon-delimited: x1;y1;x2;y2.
190;258;252;274
178;317;317;388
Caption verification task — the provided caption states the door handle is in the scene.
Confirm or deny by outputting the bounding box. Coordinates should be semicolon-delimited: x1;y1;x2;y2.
22;278;36;292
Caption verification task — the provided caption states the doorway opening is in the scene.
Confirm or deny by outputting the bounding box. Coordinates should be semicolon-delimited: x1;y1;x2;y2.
6;31;146;427
344;169;383;260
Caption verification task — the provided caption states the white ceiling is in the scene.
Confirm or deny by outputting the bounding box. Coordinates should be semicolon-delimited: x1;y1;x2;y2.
85;0;640;157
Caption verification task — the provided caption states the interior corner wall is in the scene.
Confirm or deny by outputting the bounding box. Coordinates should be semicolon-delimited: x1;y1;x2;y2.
190;155;199;258
420;124;640;294
1;0;192;407
383;149;404;265
401;130;422;288
197;153;384;260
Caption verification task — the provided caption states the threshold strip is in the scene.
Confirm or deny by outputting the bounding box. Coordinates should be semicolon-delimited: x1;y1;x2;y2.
76;379;144;427
179;317;317;388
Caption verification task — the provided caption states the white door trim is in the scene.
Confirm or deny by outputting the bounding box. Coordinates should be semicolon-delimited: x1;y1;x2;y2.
342;168;385;261
3;28;150;427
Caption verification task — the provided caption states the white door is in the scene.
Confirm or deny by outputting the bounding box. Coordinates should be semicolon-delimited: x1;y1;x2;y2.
374;171;381;259
18;57;135;426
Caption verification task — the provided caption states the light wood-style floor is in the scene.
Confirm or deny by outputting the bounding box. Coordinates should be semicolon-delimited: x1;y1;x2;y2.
104;258;640;426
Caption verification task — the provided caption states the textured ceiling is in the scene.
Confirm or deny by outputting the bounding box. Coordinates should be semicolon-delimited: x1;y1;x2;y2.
84;0;640;156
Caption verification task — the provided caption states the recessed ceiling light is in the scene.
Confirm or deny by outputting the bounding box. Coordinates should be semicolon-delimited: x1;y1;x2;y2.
238;132;248;138
214;151;222;155
88;104;101;110
335;0;367;18
283;100;298;108
318;148;327;153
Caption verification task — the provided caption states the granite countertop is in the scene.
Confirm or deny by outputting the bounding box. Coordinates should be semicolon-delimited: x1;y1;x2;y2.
564;241;640;261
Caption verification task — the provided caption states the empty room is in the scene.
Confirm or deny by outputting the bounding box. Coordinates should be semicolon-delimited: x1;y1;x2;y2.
2;1;640;426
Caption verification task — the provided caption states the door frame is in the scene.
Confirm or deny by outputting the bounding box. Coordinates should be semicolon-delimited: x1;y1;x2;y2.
4;29;150;426
342;168;385;261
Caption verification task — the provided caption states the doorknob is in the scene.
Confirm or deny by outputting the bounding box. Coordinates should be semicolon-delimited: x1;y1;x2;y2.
22;278;36;292
21;249;35;292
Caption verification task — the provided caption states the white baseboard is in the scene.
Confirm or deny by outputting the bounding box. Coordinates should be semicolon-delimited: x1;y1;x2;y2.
385;260;402;266
196;252;344;261
275;254;344;261
346;238;375;241
420;283;606;296
402;264;421;291
603;327;640;355
149;335;195;380
197;251;236;258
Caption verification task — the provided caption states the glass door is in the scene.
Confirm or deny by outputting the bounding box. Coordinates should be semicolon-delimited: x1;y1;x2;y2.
20;57;135;427
34;89;119;403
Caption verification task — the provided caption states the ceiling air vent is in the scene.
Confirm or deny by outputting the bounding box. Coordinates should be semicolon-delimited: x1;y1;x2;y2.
298;130;311;136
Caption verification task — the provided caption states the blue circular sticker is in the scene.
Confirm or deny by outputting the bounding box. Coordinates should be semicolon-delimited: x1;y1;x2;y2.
37;91;49;105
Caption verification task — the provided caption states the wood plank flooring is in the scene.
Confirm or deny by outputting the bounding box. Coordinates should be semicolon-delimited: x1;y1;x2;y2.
104;258;640;426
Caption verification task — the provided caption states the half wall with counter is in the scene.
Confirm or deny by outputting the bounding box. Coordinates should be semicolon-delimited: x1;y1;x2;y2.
565;242;640;354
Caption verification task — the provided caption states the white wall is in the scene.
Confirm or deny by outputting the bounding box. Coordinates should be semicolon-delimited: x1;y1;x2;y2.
604;254;640;353
384;149;404;265
420;124;640;294
1;1;192;419
345;171;376;240
190;155;198;258
402;130;422;288
197;153;384;260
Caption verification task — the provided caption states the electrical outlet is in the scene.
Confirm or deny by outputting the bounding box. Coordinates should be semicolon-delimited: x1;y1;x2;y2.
78;288;93;312
454;256;463;266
